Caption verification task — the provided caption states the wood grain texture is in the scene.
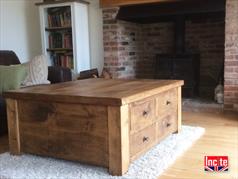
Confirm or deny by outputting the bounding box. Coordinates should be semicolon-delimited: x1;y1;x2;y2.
157;114;177;138
18;100;109;167
130;114;177;161
0;135;8;153
130;98;156;133
156;88;177;117
3;79;184;106
130;124;156;157
6;99;21;155
176;87;182;133
100;0;182;8
108;105;130;176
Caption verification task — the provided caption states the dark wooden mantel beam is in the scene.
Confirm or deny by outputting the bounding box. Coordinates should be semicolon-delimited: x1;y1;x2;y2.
116;0;225;23
100;0;182;8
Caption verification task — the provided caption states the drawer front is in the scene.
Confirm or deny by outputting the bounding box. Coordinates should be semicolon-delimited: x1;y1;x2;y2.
156;89;177;117
130;98;156;132
157;114;178;139
130;124;156;157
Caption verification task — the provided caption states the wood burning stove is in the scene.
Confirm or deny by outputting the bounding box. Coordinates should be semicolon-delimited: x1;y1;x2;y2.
155;54;200;97
155;15;200;98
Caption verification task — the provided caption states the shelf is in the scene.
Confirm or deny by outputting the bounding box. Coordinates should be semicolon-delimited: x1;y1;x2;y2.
45;26;72;31
38;1;90;74
47;48;73;52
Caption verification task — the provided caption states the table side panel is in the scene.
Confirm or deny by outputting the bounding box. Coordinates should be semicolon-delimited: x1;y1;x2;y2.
17;100;109;167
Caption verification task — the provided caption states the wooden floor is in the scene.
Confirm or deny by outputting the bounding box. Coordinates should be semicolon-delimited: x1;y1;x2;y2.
160;111;238;179
0;111;237;179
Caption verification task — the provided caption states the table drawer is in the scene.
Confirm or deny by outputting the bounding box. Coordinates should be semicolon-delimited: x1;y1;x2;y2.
130;98;156;132
156;89;177;117
157;114;178;139
130;124;156;157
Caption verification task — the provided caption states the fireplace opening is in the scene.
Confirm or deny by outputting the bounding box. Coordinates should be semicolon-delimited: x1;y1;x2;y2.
154;15;201;98
103;0;226;105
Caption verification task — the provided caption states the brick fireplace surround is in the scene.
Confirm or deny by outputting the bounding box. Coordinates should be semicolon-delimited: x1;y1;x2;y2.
102;0;238;112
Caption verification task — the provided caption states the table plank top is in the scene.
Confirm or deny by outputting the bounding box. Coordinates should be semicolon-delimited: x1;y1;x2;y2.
3;79;184;106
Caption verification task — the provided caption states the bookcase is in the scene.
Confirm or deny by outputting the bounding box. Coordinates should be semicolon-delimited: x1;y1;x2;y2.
37;0;91;75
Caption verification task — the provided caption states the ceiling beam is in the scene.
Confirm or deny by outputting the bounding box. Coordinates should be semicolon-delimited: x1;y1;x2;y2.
100;0;182;8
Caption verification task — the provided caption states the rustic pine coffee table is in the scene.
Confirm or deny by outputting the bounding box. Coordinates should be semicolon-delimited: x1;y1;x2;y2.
4;78;183;176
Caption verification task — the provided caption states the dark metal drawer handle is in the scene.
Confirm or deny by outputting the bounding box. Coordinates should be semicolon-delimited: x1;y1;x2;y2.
166;101;171;105
143;136;149;142
143;110;149;117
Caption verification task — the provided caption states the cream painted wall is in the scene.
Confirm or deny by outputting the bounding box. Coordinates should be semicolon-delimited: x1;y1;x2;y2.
0;0;42;63
0;0;104;72
87;0;104;73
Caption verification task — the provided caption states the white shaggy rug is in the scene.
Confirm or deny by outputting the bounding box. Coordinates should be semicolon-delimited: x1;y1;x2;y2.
0;125;205;179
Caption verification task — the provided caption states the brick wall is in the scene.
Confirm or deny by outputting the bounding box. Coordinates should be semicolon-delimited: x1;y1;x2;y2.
224;0;238;111
103;8;143;78
103;8;225;98
137;23;174;79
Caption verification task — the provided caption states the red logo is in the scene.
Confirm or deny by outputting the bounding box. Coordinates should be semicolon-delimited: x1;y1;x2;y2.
204;156;228;172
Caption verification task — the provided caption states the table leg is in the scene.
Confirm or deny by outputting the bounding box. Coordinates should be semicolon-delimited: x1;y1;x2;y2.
6;99;21;155
108;105;130;176
174;87;182;134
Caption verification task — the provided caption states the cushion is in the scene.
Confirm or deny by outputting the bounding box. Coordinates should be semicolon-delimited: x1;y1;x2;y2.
22;55;50;87
0;64;27;94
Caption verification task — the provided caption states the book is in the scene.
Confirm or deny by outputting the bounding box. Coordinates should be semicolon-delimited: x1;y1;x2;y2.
52;53;74;69
47;6;71;27
49;32;72;49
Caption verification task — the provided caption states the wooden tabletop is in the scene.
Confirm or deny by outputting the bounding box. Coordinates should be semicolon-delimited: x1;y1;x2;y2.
3;79;184;106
